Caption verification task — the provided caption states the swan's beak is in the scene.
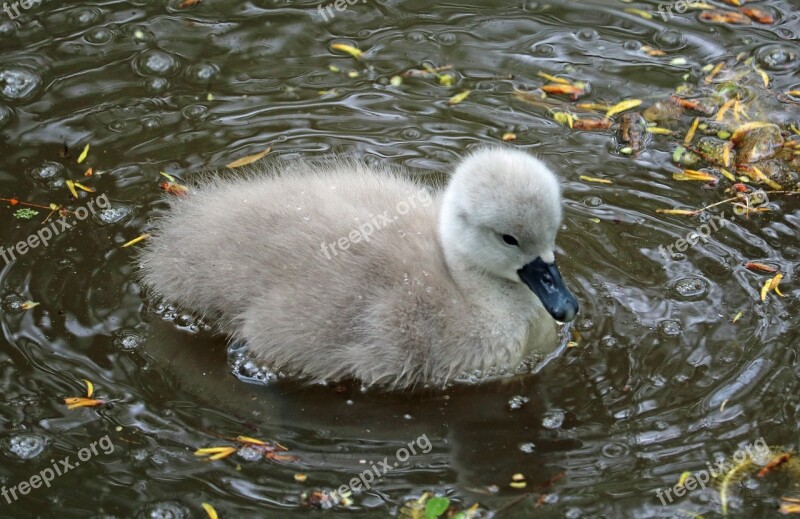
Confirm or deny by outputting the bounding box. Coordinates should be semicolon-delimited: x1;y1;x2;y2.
518;257;579;322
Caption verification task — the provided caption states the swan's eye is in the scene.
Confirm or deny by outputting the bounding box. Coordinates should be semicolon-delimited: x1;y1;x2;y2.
501;234;519;247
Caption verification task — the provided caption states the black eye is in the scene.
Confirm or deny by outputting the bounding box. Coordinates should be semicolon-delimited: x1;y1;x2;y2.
502;234;519;246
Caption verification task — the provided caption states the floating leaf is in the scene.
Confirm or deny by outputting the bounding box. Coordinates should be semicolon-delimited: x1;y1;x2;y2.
66;180;79;199
501;132;516;141
226;147;272;169
541;83;587;100
745;262;777;273
73;182;95;193
161;181;190;196
732;311;743;323
757;453;791;478
624;8;652;19
673;169;718;182
573;118;612;130
606;99;642;118
447;90;471;105
509;473;527;489
740;7;774;24
201;503;217;519
21;301;40;310
63;397;104;410
83;379;95;398
14;208;39;220
122;234;150;248
330;43;363;58
425;497;450;519
77;144;90;164
579;175;613;184
656;209;700;216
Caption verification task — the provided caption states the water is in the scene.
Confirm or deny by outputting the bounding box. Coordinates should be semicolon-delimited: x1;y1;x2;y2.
1;0;799;517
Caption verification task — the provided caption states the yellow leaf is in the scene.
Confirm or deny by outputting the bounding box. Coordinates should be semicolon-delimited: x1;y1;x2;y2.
201;503;218;519
685;117;700;145
732;311;743;323
537;72;571;85
225;147;272;169
330;43;363;58
719;168;736;182
624;8;653;19
751;167;781;190
121;234;150;248
447;90;471;105
606;99;642;118
77;144;90;164
195;447;236;455
656;209;699;216
235;436;266;445
83;379;94;398
66;180;79;199
73;182;96;193
579;175;613;184
63;397;104;409
754;67;769;87
501;132;517;141
160;171;177;182
678;471;692;487
673;169;717;182
646;127;673;135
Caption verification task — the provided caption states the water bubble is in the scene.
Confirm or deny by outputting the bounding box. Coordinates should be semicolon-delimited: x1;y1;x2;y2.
0;104;12;128
542;410;565;429
599;335;618;349
668;275;710;301
182;104;208;121
6;434;47;460
144;77;170;95
654;29;683;49
94;205;132;225
136;501;190;519
657;319;682;337
623;40;640;51
2;294;26;314
601;442;628;458
583;196;603;207
531;43;554;57
186;63;219;83
67;7;102;28
756;44;799;72
0;67;42;103
141;116;161;130
576;28;598;41
29;161;66;182
508;395;529;410
519;442;536;453
437;33;457;46
133;49;181;77
406;31;426;43
85;27;113;44
113;329;143;350
0;20;17;37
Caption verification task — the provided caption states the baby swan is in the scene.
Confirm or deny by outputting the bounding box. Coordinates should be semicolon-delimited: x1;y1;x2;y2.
139;147;579;388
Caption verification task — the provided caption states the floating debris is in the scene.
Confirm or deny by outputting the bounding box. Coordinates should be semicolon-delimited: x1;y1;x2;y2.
225;147;272;169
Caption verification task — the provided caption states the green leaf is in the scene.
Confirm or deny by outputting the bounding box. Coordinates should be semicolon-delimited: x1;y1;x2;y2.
425;497;450;519
14;208;39;220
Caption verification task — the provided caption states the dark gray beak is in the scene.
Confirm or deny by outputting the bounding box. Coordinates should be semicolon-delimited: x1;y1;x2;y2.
518;257;579;322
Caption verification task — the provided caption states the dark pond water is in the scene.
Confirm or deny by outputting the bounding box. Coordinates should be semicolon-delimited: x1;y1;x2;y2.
1;0;800;517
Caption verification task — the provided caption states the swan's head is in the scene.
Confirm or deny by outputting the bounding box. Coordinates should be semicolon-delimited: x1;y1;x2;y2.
439;147;579;322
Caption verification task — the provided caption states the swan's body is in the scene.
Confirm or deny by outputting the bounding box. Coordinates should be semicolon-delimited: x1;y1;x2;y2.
139;148;578;388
